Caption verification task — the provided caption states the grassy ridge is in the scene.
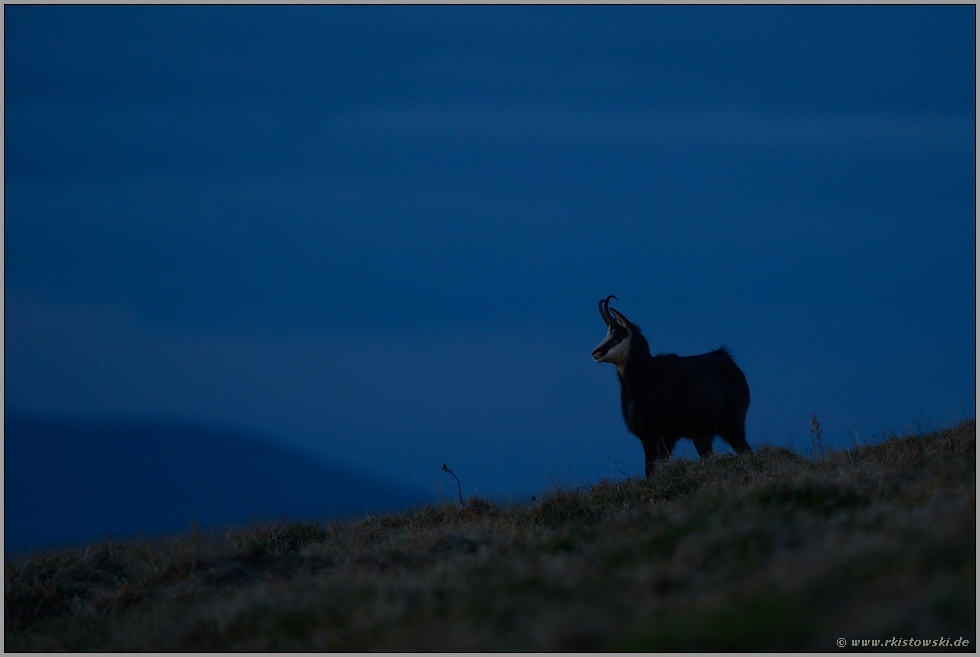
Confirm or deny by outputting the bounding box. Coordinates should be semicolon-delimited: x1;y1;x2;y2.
5;420;975;651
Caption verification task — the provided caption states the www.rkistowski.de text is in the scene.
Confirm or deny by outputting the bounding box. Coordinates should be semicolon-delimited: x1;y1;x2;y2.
837;636;970;648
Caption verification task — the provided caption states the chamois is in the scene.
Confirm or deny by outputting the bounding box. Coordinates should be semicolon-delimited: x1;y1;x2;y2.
592;296;751;477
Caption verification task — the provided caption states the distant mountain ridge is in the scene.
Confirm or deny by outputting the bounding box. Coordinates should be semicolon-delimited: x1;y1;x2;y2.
4;414;429;554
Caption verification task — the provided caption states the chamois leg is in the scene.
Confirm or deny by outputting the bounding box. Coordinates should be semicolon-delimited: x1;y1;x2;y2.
719;415;751;454
641;436;674;478
692;435;714;459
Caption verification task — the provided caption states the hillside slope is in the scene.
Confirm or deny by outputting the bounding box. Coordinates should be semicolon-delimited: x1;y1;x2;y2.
5;420;975;651
5;415;428;553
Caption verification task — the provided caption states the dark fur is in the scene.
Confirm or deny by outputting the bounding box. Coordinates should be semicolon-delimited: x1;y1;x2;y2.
610;321;751;477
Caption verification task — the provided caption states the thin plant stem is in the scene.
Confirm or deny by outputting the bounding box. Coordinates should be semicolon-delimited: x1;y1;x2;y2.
441;464;464;504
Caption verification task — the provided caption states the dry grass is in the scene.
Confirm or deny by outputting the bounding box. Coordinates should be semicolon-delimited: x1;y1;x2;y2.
6;420;975;651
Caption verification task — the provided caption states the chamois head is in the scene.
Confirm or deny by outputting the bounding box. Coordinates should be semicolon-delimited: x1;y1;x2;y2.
591;295;636;367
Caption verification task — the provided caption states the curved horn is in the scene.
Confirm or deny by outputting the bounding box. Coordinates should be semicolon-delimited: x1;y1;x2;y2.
598;295;617;325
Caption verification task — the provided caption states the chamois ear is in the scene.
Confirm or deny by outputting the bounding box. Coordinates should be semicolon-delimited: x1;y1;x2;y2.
608;307;632;330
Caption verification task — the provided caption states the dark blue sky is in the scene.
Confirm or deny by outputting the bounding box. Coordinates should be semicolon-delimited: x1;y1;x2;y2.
5;6;976;499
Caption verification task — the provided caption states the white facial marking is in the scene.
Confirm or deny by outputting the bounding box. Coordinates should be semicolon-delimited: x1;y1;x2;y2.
592;325;630;365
